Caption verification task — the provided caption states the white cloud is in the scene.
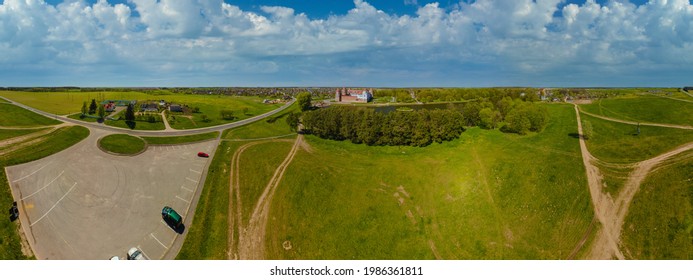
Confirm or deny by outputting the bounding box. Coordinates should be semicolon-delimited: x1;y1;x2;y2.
0;0;693;86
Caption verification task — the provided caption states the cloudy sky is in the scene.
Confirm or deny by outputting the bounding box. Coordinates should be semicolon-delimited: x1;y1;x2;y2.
1;0;692;87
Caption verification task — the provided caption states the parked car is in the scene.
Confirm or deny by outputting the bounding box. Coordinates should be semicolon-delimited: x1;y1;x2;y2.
197;152;209;158
162;206;183;231
127;247;146;260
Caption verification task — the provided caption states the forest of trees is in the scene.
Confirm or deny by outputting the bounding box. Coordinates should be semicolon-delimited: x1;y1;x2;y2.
299;92;550;147
301;107;465;147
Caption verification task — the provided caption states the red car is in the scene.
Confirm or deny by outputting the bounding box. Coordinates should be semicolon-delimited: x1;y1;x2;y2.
197;152;209;158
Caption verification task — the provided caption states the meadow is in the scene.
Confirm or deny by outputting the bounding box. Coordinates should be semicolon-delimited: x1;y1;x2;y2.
581;114;693;164
620;151;693;259
0;90;283;130
222;103;298;140
0;104;61;127
264;104;593;259
579;95;692;126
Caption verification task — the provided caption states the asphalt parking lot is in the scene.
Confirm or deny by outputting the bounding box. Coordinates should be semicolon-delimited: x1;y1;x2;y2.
6;128;218;259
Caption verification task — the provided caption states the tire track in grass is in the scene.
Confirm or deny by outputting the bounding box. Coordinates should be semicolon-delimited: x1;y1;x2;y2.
227;137;298;259
238;135;302;260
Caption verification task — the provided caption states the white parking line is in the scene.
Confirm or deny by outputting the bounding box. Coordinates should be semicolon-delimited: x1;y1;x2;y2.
30;183;77;227
181;186;193;192
189;169;201;174
186;177;197;183
166;146;170;151
150;233;169;249
12;161;53;183
176;195;190;203
138;246;151;260
22;170;65;200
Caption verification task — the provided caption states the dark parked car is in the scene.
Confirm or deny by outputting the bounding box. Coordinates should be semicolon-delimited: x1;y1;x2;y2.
197;152;209;158
162;206;183;231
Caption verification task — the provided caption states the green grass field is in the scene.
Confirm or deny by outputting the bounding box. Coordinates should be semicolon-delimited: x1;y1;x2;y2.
142;132;219;145
167;96;282;129
179;103;299;259
0;128;45;142
177;140;239;259
98;134;146;155
238;141;294;226
223;103;298;140
0;91;283;129
581;114;693;164
264;104;593;259
0;104;61;127
580;95;693;126
0;125;89;259
621;151;693;259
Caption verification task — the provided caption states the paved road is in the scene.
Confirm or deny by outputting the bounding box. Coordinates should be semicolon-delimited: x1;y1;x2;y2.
4;97;295;136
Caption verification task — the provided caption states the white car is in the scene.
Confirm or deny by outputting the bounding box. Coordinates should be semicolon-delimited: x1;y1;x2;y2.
127;247;146;260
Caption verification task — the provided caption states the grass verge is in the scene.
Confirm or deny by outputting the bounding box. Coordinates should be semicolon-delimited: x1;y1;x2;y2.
177;141;241;259
222;103;298;140
0;129;45;142
143;132;219;145
98;134;146;155
0;104;61;127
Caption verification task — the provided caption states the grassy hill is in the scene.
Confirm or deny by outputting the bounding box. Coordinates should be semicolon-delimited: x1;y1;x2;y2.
265;104;593;259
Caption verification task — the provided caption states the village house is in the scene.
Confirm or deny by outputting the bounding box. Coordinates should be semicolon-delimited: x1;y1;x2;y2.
334;88;373;103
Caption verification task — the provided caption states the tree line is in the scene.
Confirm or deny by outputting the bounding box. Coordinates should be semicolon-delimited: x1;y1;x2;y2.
294;92;550;147
301;106;465;147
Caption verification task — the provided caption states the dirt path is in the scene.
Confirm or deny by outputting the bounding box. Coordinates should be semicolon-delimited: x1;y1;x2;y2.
573;104;693;259
238;135;302;259
579;109;693;130
573;104;623;259
227;136;302;259
0;124;72;155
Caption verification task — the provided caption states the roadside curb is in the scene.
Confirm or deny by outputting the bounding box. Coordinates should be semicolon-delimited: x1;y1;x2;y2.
96;134;149;157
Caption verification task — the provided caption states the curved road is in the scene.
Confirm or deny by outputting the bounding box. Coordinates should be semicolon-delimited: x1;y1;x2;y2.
4;97;295;136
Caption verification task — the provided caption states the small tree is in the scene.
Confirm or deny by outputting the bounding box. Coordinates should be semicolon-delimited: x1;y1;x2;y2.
583;120;593;140
297;92;312;112
201;114;210;122
89;99;97;115
97;104;105;120
286;112;300;132
81;101;88;116
242;107;249;115
125;104;135;122
220;109;234;120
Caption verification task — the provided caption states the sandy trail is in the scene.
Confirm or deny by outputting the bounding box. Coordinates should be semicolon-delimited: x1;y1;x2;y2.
227;136;302;259
573;104;693;259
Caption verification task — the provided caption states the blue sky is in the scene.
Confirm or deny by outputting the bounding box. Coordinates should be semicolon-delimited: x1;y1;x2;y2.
2;0;692;87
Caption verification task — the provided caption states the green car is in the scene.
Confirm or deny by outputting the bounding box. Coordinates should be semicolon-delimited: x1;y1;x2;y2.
162;206;183;231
